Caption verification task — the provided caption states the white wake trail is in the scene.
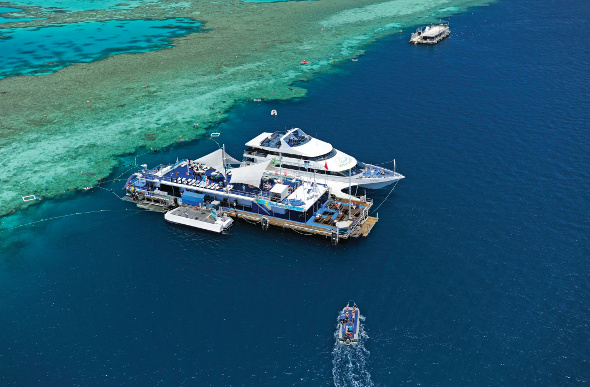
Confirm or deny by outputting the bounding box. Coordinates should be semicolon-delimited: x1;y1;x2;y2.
332;314;374;387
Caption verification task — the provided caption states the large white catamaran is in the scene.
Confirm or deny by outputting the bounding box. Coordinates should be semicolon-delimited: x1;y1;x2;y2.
242;128;404;194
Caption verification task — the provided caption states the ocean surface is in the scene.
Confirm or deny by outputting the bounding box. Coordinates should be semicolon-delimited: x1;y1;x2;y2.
1;0;589;385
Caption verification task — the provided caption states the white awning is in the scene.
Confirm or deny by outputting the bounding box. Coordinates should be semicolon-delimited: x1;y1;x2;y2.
270;184;289;195
228;160;272;187
194;148;241;175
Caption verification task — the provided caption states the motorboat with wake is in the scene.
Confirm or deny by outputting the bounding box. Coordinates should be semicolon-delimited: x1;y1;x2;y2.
338;303;360;345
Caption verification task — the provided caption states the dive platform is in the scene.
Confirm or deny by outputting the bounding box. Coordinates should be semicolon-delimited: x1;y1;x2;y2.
124;148;382;244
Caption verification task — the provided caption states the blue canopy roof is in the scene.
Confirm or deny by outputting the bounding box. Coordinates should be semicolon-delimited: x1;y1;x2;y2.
182;191;205;206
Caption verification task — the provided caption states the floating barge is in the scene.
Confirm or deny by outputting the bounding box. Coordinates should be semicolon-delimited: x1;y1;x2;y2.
124;148;378;244
410;23;450;44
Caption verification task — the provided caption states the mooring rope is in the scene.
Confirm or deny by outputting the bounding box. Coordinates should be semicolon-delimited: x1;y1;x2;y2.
0;208;143;232
0;209;17;229
96;186;126;200
370;180;399;215
373;158;397;166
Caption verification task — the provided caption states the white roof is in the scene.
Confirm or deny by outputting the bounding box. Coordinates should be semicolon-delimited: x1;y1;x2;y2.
245;129;333;158
422;25;449;37
280;136;332;157
323;149;357;172
270;184;289;195
286;182;328;211
245;132;272;148
194;148;240;176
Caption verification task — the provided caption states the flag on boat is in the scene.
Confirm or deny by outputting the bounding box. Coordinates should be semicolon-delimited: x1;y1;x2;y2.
324;161;329;170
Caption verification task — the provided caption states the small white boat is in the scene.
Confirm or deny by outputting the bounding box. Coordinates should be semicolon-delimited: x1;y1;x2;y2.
164;205;233;233
338;303;359;345
410;23;450;44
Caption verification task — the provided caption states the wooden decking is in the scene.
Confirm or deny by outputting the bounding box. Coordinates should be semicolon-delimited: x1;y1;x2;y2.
361;216;378;237
226;209;334;237
337;198;373;208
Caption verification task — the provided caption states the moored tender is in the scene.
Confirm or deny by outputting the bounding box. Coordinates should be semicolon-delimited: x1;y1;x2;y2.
164;200;233;234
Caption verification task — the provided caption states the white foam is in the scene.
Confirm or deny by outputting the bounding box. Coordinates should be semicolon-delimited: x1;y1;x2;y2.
332;314;374;387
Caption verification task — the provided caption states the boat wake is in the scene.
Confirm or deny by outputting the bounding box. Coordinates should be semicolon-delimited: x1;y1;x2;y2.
332;314;374;387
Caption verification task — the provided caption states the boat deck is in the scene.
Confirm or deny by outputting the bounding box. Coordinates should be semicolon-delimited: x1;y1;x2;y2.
339;308;360;342
126;159;380;242
227;208;333;237
167;206;217;224
361;216;378;237
144;160;320;208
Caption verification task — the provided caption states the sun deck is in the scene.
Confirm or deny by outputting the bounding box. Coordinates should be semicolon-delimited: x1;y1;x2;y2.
130;159;328;212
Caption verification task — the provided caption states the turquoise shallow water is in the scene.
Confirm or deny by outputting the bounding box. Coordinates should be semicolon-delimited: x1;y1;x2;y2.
0;0;589;385
0;6;41;22
1;0;151;11
0;18;202;78
242;0;314;2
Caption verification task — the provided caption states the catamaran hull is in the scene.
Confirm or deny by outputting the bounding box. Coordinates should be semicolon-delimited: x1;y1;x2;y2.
357;176;403;189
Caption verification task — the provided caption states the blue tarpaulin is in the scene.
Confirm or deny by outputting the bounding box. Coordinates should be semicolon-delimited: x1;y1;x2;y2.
182;191;204;206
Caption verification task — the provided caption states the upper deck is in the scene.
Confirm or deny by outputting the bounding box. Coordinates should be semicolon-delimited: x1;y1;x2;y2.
245;128;333;158
128;159;329;213
421;24;449;37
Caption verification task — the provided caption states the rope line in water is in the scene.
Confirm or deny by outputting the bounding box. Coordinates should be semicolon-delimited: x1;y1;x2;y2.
370;180;399;215
0;208;143;232
0;209;17;229
96;186;125;199
2;152;155;233
372;158;397;166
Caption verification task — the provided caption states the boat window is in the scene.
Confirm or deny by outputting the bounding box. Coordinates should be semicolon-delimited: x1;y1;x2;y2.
251;147;344;165
309;148;337;162
283;129;311;147
245;147;269;157
340;163;365;176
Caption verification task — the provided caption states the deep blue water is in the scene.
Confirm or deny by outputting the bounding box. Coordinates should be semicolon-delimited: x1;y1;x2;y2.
1;0;589;385
0;18;201;79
